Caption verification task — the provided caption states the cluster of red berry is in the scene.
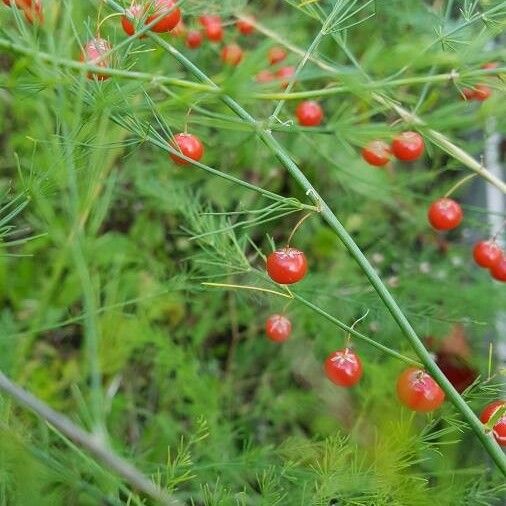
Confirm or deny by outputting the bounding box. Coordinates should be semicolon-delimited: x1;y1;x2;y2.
263;248;446;411
263;248;506;440
3;0;42;23
74;3;306;168
461;62;498;102
50;3;504;263
360;131;505;283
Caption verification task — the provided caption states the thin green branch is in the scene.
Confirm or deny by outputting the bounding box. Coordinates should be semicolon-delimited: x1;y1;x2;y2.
119;17;506;474
268;1;344;123
253;67;505;101
202;282;293;299
0;38;216;93
0;371;181;506
293;293;421;367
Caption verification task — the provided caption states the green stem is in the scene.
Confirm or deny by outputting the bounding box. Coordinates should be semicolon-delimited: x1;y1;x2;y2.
202;282;419;365
0;371;180;506
254;67;505;101
0;38;216;93
268;2;343;123
102;0;506;475
293;293;421;367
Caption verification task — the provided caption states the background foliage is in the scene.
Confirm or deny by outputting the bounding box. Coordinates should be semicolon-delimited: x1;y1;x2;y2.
0;0;505;504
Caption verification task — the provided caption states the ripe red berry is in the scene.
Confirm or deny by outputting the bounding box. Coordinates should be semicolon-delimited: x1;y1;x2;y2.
276;66;295;89
482;62;498;70
461;87;476;101
204;22;223;42
146;0;181;33
169;133;204;166
427;198;463;231
256;69;274;83
221;43;244;66
324;348;363;387
473;84;492;101
185;30;202;49
396;367;445;412
490;254;506;282
361;140;391;167
199;15;223;42
80;38;112;81
436;352;477;393
391;131;425;161
268;46;287;65
265;314;292;342
121;1;181;35
480;400;506;446
473;241;502;268
295;101;323;127
121;3;144;36
236;16;254;35
266;248;307;285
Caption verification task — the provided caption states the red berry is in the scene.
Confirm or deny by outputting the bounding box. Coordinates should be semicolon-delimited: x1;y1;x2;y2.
265;314;292;342
266;248;307;285
324;348;363;387
268;46;287;65
427;198;463;231
473;84;492;101
480;400;506;446
121;3;145;36
221;43;244;66
295;101;323;127
255;69;274;83
185;30;202;49
204;22;223;42
236;16;254;35
361;140;391;167
482;62;498;70
169;133;204;166
276;66;295;89
396;367;445;412
473;241;502;268
436;352;477;393
490;254;506;282
199;15;223;42
461;87;476;101
146;0;181;33
80;38;112;81
391;131;425;161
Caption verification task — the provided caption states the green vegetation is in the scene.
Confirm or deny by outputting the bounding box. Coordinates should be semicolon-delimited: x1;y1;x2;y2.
0;1;505;504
